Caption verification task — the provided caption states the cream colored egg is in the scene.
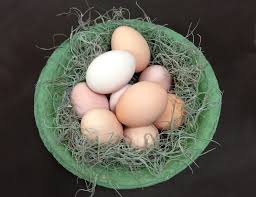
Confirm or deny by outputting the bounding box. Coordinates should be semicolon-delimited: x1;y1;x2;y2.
124;125;159;149
154;94;185;130
109;84;131;112
86;50;135;94
116;81;168;127
70;82;109;118
111;26;150;72
139;65;171;91
80;109;123;144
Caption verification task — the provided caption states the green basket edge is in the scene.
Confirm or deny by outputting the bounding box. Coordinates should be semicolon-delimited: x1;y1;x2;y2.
34;19;221;189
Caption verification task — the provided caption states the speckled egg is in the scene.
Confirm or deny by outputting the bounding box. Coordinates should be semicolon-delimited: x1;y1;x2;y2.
154;94;185;130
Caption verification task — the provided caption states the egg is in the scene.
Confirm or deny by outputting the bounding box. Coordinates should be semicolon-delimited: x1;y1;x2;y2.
109;84;131;112
86;50;135;94
80;109;123;144
70;82;109;118
139;65;171;91
111;26;150;72
124;125;159;149
154;94;185;130
116;81;168;127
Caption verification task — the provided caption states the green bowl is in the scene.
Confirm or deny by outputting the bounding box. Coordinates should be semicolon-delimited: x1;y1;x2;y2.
34;19;221;189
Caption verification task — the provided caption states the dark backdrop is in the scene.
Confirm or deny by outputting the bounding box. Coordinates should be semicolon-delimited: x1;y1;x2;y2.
1;0;256;196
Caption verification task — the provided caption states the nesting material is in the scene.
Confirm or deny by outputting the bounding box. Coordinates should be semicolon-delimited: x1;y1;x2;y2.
47;8;212;176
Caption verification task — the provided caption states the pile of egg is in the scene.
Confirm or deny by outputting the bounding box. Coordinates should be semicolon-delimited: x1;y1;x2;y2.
71;26;185;149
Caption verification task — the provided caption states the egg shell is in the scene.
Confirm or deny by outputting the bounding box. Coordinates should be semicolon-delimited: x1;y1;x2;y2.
109;84;131;112
154;94;185;130
116;81;168;127
124;125;159;149
139;65;171;91
111;26;150;72
86;50;135;94
80;109;123;144
70;82;109;118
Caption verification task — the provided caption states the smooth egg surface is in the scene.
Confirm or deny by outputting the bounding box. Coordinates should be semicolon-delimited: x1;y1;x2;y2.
116;81;168;127
70;82;109;118
86;50;135;94
139;65;171;91
111;26;150;72
80;109;123;144
109;84;131;112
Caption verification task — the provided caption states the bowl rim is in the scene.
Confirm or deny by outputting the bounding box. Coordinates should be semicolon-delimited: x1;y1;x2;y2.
34;19;221;189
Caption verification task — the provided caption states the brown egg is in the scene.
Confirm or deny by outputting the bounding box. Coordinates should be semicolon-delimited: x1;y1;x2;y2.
124;125;159;149
80;109;123;144
70;82;109;118
116;81;168;127
154;94;185;130
111;26;150;72
139;65;171;91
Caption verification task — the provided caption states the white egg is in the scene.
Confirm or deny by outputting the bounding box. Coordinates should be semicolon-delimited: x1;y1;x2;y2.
86;50;136;94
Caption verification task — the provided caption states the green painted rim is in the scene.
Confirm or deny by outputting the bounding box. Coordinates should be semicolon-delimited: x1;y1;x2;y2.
34;19;221;189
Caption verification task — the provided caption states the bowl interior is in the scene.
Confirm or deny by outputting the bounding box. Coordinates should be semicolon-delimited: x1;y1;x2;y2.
34;20;221;189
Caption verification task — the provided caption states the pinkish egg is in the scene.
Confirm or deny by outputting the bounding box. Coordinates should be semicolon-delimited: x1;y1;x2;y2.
109;84;131;112
124;125;159;149
70;82;109;117
139;65;171;91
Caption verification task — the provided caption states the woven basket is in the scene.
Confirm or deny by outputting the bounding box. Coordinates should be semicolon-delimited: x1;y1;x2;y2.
34;19;221;189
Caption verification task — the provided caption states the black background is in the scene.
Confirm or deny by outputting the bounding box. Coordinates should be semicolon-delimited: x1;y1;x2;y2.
1;0;256;196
